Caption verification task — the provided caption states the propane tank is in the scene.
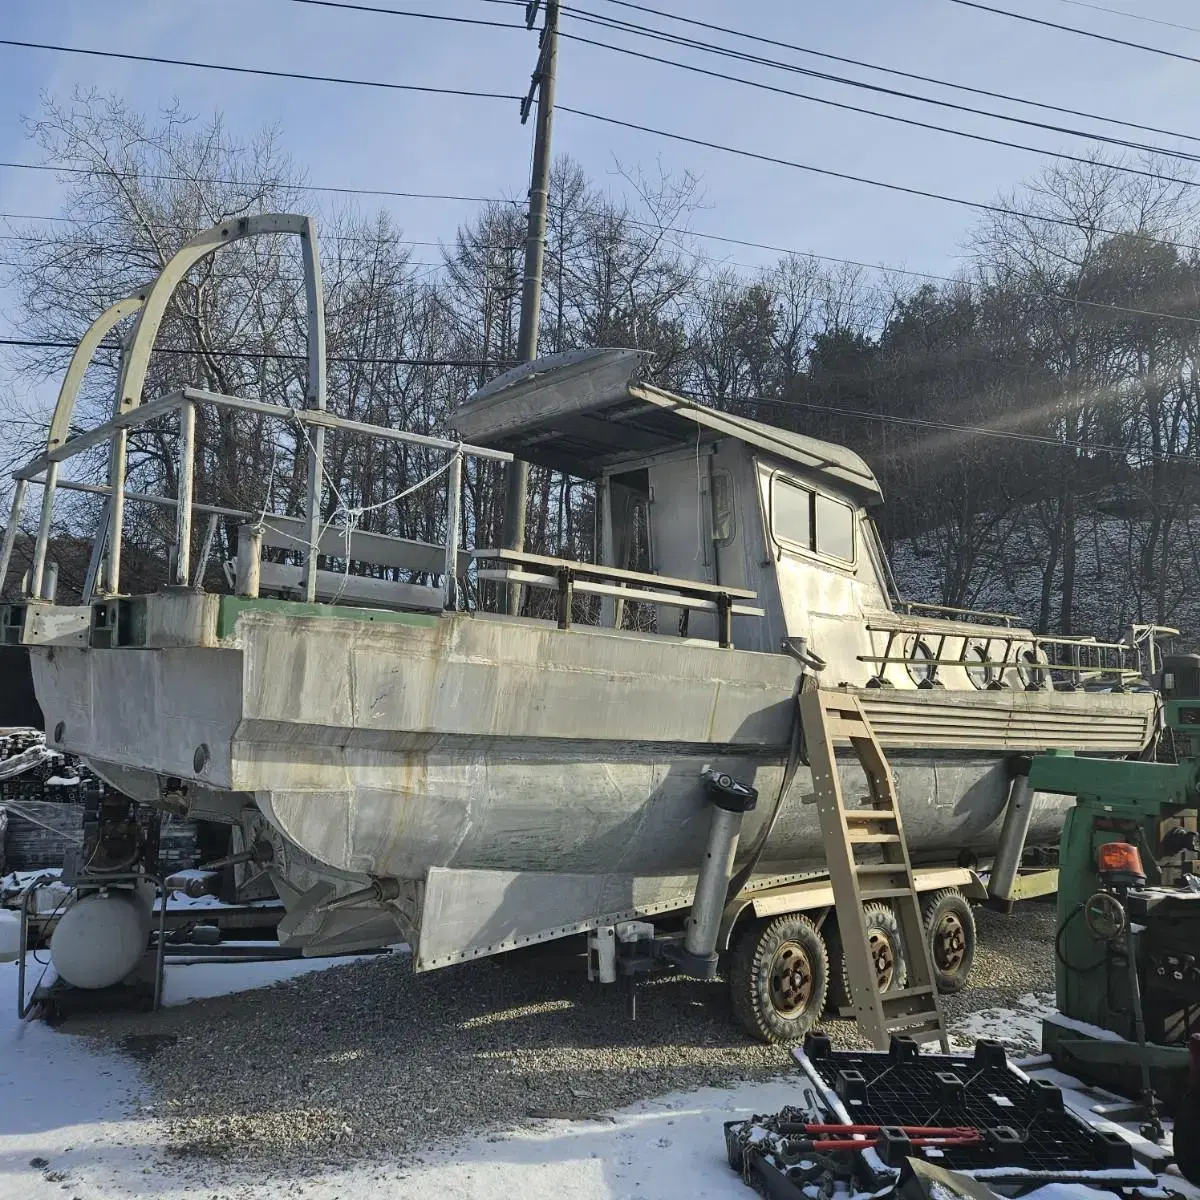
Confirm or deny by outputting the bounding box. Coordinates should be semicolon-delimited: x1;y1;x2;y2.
49;889;151;989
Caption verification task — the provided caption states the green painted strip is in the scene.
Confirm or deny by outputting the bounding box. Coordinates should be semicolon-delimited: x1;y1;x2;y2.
217;595;440;639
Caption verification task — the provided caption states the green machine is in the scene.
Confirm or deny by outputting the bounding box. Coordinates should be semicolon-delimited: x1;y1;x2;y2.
1028;657;1200;1153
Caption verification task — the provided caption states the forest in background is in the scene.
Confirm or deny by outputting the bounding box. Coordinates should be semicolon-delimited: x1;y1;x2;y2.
3;93;1200;643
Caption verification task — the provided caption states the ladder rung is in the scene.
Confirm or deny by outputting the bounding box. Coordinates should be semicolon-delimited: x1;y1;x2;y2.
885;1011;944;1032
855;863;906;875
906;1027;948;1044
844;810;897;822
847;832;902;844
880;985;936;1004
859;887;914;902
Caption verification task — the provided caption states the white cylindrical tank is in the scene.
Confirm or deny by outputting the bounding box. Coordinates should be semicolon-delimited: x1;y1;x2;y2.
50;889;151;989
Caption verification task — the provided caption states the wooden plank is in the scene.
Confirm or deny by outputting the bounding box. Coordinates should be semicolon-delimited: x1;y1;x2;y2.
473;547;757;599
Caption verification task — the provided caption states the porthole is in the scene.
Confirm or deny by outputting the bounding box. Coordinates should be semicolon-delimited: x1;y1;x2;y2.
966;643;996;690
906;638;935;687
1018;648;1048;690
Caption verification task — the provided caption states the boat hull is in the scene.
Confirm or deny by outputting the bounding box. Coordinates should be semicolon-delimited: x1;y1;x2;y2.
27;594;1157;957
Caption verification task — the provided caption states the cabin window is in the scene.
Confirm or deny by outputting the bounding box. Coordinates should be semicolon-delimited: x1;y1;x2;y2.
710;469;736;546
770;475;856;564
815;493;855;562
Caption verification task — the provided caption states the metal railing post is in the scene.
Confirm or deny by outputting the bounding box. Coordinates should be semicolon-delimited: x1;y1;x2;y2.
237;525;263;598
443;449;463;611
104;427;129;596
173;400;196;587
0;479;28;597
29;461;59;599
301;424;325;604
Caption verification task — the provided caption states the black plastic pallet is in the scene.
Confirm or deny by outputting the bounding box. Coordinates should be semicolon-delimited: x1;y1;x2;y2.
793;1033;1146;1181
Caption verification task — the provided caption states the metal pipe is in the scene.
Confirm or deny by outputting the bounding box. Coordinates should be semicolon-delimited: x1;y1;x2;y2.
685;805;745;961
988;762;1035;906
0;478;28;597
104;426;128;596
173;400;196;587
443;451;462;610
237;525;263;598
29;461;58;599
192;512;219;589
44;561;58;603
302;423;325;604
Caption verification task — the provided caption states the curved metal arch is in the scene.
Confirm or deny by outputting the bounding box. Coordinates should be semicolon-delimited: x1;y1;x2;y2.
0;292;147;598
117;213;326;414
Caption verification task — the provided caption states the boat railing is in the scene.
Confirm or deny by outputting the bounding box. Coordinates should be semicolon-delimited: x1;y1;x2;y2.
0;213;514;615
1;385;511;613
859;622;1151;690
894;599;1019;627
473;547;764;648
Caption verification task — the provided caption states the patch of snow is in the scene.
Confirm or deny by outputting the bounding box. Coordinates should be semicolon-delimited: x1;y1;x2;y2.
952;991;1056;1053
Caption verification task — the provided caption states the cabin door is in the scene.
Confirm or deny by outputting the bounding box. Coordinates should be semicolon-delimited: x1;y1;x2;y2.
756;461;870;682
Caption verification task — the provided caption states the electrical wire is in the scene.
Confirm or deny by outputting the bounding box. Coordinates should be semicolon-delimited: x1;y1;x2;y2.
0;336;511;368
0;38;522;101
510;0;1200;148
948;0;1200;66
557;105;1200;257
558;26;1200;190
1053;0;1200;35
0;160;518;205
682;388;1200;465
564;0;1200;152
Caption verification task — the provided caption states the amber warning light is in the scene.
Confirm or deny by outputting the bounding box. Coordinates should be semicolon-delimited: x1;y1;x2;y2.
1097;841;1146;888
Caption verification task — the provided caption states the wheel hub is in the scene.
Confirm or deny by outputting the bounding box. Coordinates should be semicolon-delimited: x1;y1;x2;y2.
768;941;814;1016
868;931;896;990
933;912;966;972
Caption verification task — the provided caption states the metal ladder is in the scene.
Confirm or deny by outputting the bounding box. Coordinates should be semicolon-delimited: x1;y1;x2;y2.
800;687;949;1050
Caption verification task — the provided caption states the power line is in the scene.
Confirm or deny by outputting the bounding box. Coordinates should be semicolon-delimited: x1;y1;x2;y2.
0;160;518;205
285;0;521;29
9;29;1200;241
558;105;1200;256
558;27;1200;189
693;390;1198;464
0;38;522;101
9;171;1200;332
948;0;1200;65
1053;0;1200;35
270;0;1200;164
0;336;509;368
573;0;1200;148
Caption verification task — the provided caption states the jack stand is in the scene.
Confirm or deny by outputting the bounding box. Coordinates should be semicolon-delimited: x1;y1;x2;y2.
1125;916;1165;1142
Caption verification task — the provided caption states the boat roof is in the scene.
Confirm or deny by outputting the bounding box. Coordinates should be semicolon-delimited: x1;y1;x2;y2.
455;348;883;504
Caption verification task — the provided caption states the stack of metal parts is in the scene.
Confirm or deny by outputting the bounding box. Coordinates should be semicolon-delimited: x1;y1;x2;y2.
724;1035;1155;1199
0;730;198;873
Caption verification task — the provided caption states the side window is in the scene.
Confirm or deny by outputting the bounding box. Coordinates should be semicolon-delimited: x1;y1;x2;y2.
771;477;813;551
711;469;736;546
815;493;855;562
771;474;856;564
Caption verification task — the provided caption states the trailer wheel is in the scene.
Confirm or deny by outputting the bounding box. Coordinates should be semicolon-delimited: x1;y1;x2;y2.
923;888;976;993
826;902;908;1012
729;914;829;1044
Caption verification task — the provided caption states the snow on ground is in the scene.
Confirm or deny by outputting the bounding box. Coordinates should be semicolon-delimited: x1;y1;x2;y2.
0;960;1182;1200
950;991;1057;1054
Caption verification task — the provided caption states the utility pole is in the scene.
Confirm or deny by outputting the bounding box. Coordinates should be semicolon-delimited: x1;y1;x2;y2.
501;0;559;614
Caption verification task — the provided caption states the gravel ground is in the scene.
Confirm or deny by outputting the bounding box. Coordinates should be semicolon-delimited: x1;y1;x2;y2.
73;900;1058;1171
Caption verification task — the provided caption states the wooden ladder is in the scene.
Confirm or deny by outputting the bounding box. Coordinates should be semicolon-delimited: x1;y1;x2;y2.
799;686;949;1051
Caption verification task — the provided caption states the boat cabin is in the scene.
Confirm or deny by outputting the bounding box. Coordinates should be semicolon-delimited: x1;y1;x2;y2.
457;348;1098;693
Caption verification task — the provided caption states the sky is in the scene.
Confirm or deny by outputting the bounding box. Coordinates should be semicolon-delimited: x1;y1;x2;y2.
2;0;1200;358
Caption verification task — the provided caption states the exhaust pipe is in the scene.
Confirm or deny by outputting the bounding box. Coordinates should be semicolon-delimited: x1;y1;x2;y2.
679;769;758;975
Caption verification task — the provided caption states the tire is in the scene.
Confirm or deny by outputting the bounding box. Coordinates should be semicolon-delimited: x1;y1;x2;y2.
922;888;976;994
826;902;909;1012
729;914;829;1044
